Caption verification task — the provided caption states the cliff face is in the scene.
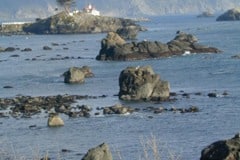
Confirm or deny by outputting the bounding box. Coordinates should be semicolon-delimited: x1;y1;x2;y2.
0;0;240;21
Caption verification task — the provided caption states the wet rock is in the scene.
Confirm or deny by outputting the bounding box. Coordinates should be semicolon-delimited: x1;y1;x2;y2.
103;104;135;115
222;91;229;96
61;149;72;153
201;133;240;160
67;104;92;118
208;93;217;98
51;43;59;46
47;113;64;127
43;46;52;50
217;8;240;21
21;48;32;52
29;125;37;129
3;86;13;89
170;92;177;96
153;107;167;114
119;65;170;101
63;66;94;83
10;54;20;57
96;32;221;61
82;143;113;160
148;106;199;114
231;54;240;59
4;47;15;52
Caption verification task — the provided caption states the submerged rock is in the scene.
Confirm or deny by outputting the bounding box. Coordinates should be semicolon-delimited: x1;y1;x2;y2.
201;133;240;160
217;8;240;21
82;143;113;160
96;32;221;61
118;65;170;101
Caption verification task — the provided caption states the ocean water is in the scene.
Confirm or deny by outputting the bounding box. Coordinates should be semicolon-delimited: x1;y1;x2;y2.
0;15;240;160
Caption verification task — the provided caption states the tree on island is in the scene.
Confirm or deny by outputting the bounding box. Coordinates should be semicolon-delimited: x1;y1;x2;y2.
56;0;76;13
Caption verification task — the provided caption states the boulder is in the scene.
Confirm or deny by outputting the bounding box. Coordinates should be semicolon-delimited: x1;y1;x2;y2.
43;46;52;50
47;113;64;127
96;32;221;61
118;66;170;101
21;48;32;52
82;143;113;160
217;8;240;21
201;133;240;160
4;47;16;52
63;66;94;83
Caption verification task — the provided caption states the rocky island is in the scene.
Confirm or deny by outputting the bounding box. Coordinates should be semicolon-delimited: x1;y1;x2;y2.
0;11;143;35
96;31;221;61
217;8;240;21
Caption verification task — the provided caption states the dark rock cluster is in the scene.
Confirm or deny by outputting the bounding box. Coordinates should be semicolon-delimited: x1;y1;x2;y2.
0;94;106;118
103;104;135;115
96;32;221;61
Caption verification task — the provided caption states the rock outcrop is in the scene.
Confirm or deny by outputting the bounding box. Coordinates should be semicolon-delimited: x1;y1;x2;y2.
200;133;240;160
118;65;170;101
63;66;94;84
22;12;142;34
47;113;64;127
82;143;113;160
96;32;221;61
217;8;240;21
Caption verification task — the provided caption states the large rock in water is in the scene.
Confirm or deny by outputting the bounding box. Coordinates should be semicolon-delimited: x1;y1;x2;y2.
23;12;142;34
47;113;64;127
217;8;240;21
200;133;240;160
119;66;170;101
82;143;112;160
96;32;221;61
63;66;94;83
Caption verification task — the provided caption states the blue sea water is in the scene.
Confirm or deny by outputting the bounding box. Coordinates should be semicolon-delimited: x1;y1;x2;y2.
0;15;240;160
